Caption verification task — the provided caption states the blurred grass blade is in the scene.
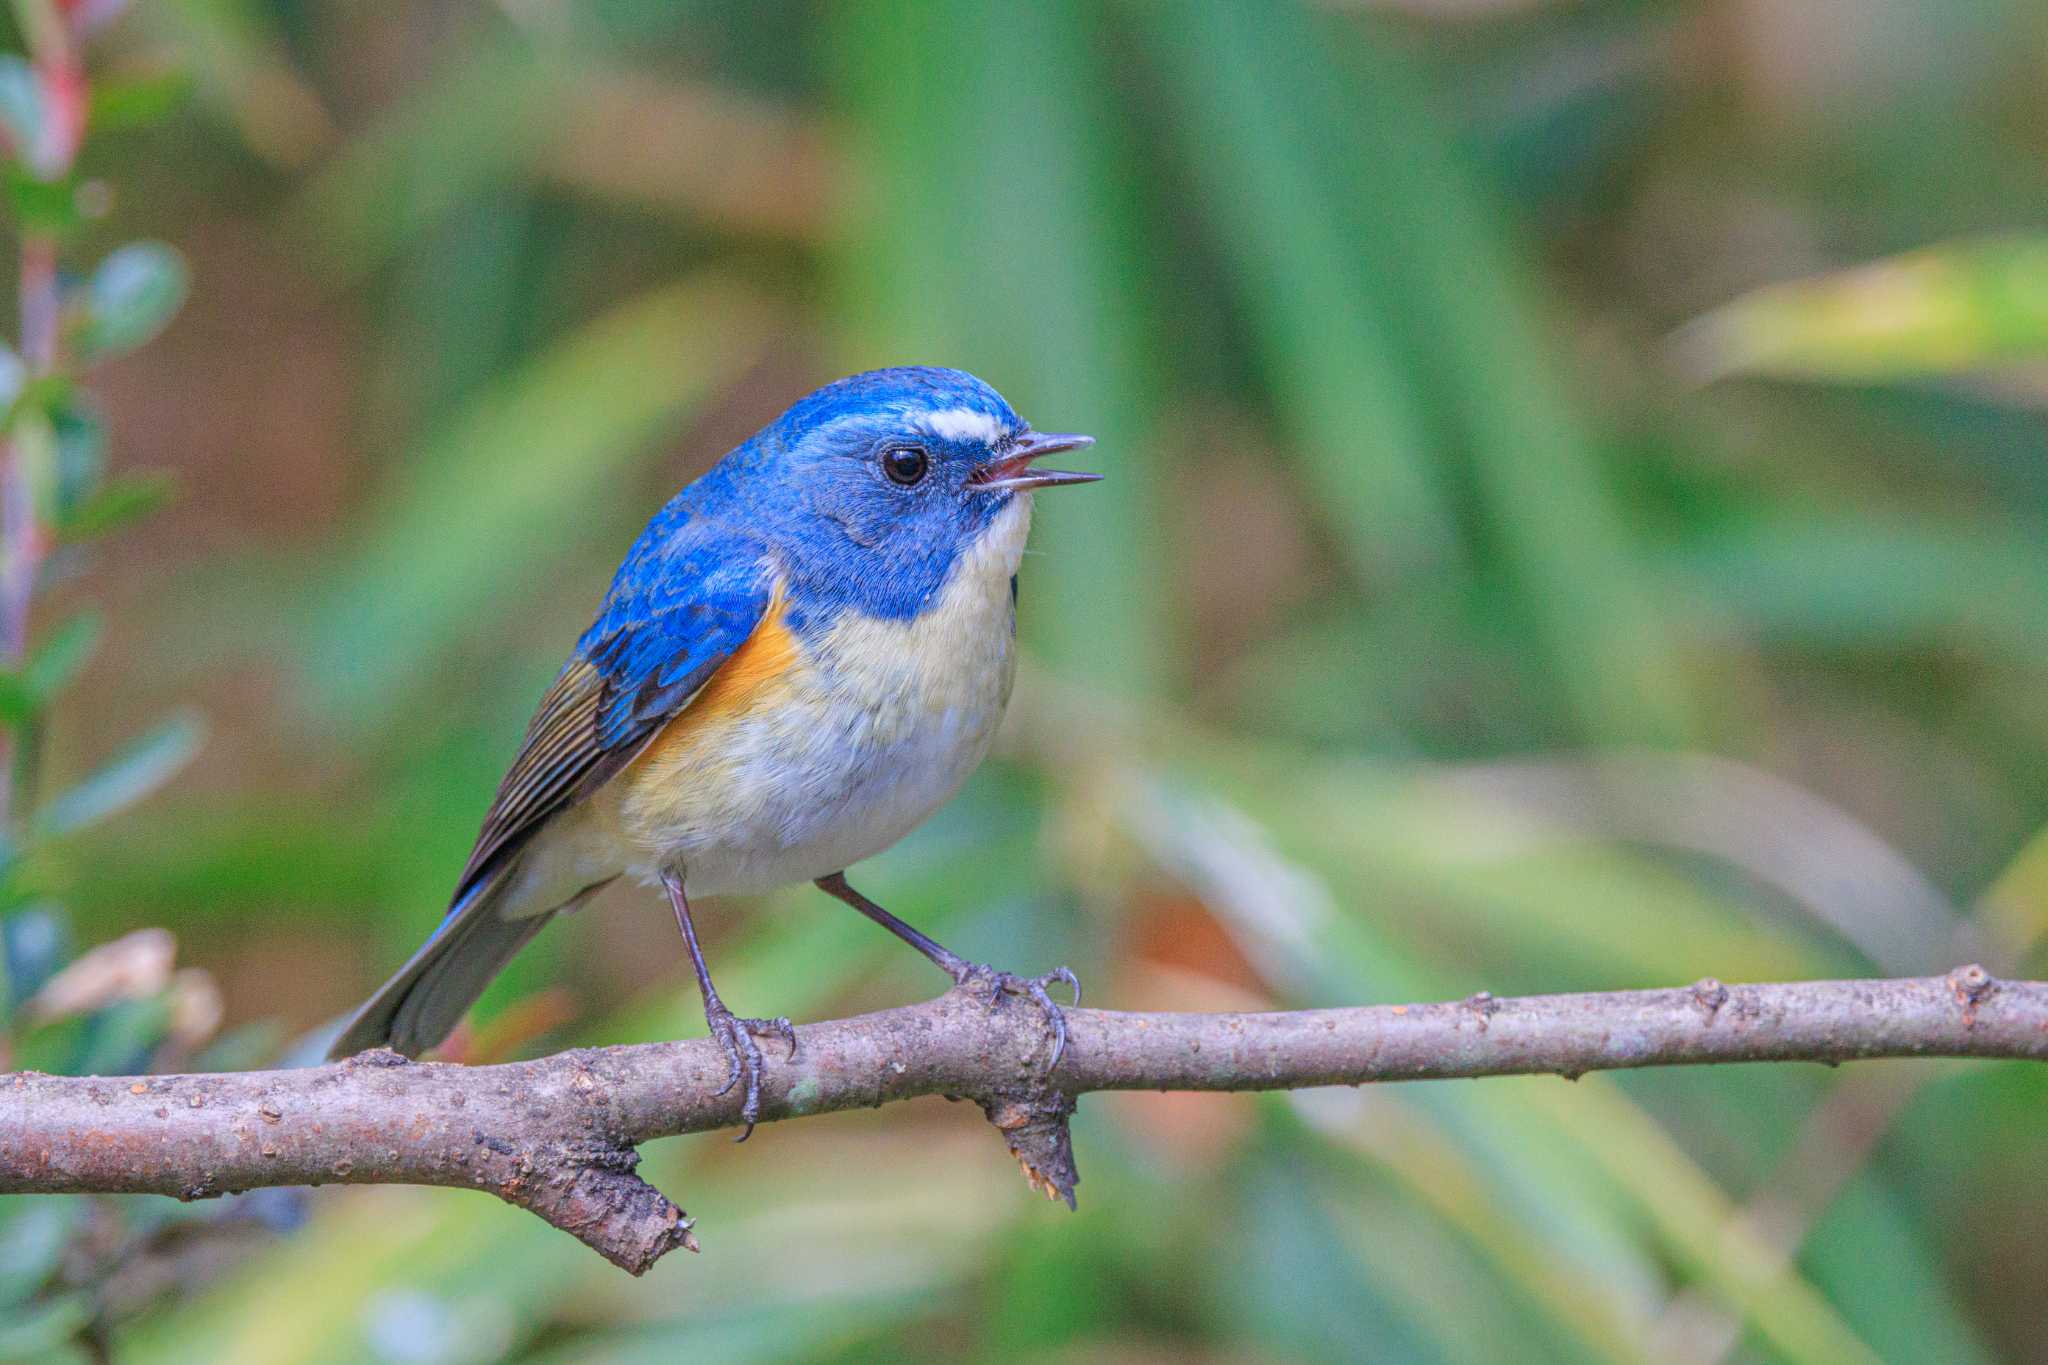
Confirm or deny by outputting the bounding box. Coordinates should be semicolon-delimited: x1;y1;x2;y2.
1334;10;1697;744
36;710;204;838
1210;1153;1448;1362
1666;512;2048;667
1141;1;1457;581
1133;755;1880;1363
1672;237;2048;383
289;39;571;280
1521;1081;1884;1365
1423;754;1963;975
142;0;336;168
1297;1090;1644;1362
525;1294;941;1365
301;275;779;724
0;1292;91;1357
0;1198;82;1312
1979;823;2048;963
1801;1169;1999;1364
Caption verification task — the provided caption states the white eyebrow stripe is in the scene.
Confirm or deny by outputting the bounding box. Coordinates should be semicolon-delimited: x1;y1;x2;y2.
921;408;1005;443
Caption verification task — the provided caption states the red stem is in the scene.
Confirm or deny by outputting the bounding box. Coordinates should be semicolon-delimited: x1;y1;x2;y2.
0;6;85;831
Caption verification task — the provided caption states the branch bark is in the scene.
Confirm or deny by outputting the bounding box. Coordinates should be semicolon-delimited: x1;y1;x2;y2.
3;966;2039;1274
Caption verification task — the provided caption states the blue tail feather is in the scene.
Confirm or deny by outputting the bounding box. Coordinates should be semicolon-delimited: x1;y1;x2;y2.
328;864;561;1059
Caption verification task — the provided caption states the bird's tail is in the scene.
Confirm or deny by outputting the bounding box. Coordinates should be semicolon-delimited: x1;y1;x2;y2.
327;858;593;1060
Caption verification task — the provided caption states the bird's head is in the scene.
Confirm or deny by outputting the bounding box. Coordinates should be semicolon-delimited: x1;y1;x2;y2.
743;367;1098;617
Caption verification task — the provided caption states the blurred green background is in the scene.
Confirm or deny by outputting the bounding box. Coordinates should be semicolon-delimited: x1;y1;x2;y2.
12;0;2048;1360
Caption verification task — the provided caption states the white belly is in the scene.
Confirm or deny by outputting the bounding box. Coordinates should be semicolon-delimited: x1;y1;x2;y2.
597;496;1033;896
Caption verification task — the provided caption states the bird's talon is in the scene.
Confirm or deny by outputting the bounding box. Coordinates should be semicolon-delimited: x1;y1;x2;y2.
1045;964;1081;1007
703;1004;791;1140
945;962;1078;1070
1023;978;1071;1068
709;1015;744;1098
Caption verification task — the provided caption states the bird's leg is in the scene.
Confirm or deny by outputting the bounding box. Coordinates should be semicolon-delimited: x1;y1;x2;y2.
814;872;1079;1067
661;870;796;1141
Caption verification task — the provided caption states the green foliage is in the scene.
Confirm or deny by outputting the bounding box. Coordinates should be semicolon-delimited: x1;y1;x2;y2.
56;469;172;542
0;6;250;1356
1675;237;2048;383
0;611;98;724
72;241;189;360
35;709;202;837
86;70;192;133
0;58;40;162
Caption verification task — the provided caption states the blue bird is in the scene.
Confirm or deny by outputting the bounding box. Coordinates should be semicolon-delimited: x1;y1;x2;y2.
330;367;1100;1134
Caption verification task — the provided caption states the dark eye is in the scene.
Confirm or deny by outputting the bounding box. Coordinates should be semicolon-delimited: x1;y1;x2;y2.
881;445;930;486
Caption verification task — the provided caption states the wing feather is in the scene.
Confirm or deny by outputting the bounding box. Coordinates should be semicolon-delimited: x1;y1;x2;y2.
448;524;775;903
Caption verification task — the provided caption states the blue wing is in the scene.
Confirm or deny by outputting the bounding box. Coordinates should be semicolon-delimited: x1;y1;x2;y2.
449;509;775;904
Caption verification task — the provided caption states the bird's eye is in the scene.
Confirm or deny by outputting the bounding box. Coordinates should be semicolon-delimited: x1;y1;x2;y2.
881;445;930;487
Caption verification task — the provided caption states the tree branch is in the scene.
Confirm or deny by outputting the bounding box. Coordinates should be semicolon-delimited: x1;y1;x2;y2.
3;966;2039;1274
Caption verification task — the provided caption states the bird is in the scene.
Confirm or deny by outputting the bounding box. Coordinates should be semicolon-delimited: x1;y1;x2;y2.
329;366;1100;1136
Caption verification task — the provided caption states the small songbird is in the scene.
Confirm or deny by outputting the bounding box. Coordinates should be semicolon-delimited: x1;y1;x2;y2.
330;367;1099;1134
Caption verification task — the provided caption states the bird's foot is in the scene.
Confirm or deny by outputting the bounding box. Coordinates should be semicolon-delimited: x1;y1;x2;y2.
948;962;1081;1069
704;1000;798;1142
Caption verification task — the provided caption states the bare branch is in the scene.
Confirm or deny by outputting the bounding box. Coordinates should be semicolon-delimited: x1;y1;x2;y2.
3;966;2039;1274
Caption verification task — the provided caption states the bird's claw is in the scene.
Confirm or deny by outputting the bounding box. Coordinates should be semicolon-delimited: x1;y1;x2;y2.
704;1003;798;1141
950;962;1081;1069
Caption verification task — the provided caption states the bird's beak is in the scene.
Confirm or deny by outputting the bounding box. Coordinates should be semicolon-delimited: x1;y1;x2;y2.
971;431;1100;493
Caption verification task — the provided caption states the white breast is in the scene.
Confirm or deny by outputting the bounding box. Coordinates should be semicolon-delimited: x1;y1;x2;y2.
615;495;1035;896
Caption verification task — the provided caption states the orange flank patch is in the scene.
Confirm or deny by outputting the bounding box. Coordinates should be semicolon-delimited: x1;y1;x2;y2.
635;592;801;768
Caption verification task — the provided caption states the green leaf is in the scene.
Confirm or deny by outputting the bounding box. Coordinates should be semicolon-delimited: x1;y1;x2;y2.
37;710;204;838
189;1019;285;1074
2;167;80;234
1671;236;2048;383
0;57;41;168
88;71;195;133
26;612;102;704
0;677;31;728
73;242;189;360
0;1291;90;1360
0;611;101;725
0;1197;80;1310
0;344;23;416
64;994;173;1076
49;399;104;523
2;372;70;431
0;905;67;1020
55;469;173;542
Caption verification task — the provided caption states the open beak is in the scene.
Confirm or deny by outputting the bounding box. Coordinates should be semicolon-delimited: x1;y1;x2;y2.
971;431;1101;492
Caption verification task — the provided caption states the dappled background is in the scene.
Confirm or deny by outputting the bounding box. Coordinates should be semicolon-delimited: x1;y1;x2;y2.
7;0;2048;1360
